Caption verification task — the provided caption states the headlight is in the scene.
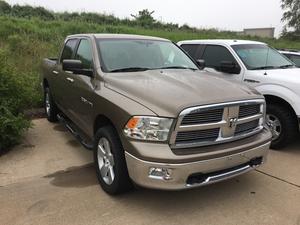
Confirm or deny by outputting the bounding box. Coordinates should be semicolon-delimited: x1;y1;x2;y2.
124;116;173;141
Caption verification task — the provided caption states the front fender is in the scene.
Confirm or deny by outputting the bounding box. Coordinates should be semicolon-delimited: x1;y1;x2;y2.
256;84;300;116
91;84;157;136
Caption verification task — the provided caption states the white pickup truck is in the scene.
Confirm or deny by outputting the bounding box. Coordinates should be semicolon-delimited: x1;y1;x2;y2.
178;40;300;149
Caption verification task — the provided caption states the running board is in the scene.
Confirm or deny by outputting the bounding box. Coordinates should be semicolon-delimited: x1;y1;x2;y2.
57;114;94;150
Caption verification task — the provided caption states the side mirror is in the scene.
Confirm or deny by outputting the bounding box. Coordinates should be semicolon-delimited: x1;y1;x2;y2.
62;59;93;77
196;59;206;70
220;61;241;74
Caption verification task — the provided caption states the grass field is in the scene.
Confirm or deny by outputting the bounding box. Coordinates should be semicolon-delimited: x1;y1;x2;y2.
1;15;299;108
1;13;300;151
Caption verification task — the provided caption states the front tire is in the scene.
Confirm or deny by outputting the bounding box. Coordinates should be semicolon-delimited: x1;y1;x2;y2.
266;104;298;149
94;126;132;195
44;87;58;122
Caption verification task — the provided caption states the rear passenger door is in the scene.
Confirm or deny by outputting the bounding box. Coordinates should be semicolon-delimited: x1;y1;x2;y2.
52;38;79;114
199;45;244;82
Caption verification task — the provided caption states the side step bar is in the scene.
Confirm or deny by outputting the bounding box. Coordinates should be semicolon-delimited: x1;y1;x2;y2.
57;114;94;150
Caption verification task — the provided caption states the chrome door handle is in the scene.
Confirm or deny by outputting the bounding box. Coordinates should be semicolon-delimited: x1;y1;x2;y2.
52;70;59;74
66;77;74;83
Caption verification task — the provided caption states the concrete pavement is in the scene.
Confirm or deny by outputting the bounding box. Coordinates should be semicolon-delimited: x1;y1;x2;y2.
0;119;299;225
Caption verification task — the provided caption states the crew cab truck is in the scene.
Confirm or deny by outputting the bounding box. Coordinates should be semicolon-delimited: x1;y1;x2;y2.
41;34;271;195
178;40;300;149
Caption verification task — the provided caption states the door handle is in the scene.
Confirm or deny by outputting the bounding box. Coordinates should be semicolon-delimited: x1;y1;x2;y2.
66;77;74;83
52;70;59;75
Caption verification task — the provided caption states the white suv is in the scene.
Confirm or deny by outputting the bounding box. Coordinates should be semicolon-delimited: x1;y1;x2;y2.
178;39;300;149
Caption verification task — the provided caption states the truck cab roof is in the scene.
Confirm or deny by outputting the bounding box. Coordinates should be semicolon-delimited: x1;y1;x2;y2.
66;33;169;42
178;39;266;47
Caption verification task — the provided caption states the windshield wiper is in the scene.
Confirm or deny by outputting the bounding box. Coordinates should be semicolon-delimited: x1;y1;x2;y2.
251;66;277;70
109;67;150;73
157;66;197;71
279;64;294;69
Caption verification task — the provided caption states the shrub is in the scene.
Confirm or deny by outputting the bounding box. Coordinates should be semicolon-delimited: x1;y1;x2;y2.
0;49;31;153
0;107;30;153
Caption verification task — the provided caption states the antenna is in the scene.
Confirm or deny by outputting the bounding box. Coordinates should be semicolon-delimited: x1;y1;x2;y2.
264;45;270;73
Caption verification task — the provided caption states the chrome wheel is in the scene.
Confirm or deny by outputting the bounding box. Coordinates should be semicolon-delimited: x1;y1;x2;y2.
266;114;282;141
97;137;115;185
45;92;51;117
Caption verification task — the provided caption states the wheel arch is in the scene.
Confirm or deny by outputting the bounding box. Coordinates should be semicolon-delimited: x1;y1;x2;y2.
256;84;300;116
93;114;117;135
264;94;297;120
43;78;49;89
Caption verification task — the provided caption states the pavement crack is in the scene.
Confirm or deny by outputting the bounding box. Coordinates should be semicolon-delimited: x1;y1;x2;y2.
255;169;300;188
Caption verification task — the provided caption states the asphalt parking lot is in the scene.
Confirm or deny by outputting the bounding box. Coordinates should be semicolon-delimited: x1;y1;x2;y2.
0;119;299;225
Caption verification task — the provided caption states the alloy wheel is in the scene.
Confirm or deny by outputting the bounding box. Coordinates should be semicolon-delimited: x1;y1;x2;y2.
45;92;51;117
266;114;282;141
97;137;115;185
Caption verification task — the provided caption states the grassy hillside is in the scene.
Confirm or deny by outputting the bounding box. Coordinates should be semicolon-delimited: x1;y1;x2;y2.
1;15;299;106
0;13;299;151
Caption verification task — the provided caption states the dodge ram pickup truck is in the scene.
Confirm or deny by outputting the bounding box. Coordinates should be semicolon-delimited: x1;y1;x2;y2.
178;39;300;149
41;34;271;195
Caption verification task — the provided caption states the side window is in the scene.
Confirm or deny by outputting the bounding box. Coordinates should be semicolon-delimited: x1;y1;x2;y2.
181;44;206;60
181;44;199;58
283;53;292;59
290;55;300;67
202;45;237;71
75;39;93;69
60;39;78;63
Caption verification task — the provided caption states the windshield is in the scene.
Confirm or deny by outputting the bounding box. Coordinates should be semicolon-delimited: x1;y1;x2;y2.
232;44;294;70
97;39;198;72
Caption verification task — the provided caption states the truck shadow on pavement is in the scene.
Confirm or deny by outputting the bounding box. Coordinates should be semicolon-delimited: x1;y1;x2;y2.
44;164;98;188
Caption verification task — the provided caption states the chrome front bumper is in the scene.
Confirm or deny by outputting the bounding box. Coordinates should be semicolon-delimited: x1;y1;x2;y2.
125;142;270;190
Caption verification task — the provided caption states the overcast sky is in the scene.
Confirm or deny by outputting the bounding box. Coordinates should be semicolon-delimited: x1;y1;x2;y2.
7;0;284;37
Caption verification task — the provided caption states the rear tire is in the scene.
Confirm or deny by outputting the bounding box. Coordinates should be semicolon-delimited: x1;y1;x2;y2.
266;104;298;149
44;87;58;122
94;125;132;195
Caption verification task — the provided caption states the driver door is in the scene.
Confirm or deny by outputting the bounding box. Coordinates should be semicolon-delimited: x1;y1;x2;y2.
63;38;96;134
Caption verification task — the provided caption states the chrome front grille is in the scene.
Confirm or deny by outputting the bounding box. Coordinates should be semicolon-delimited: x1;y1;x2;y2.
239;104;260;118
176;128;220;144
181;108;223;125
170;99;265;149
235;119;259;135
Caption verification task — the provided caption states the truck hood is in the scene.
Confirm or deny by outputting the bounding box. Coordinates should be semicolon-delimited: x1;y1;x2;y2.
104;70;262;117
248;67;300;91
249;67;300;78
259;67;300;80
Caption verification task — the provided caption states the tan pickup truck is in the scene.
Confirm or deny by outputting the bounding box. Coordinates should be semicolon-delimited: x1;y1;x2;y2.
41;34;272;195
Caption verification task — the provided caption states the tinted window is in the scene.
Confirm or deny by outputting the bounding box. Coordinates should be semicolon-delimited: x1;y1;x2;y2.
75;39;93;69
181;44;199;58
289;55;300;67
60;39;78;62
283;53;292;59
181;44;206;60
202;45;236;71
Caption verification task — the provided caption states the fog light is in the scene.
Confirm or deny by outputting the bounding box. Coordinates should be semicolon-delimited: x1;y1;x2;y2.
149;167;173;180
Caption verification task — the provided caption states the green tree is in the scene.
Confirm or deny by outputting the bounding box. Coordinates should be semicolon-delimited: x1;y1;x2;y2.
0;0;11;14
281;0;300;31
131;9;156;27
